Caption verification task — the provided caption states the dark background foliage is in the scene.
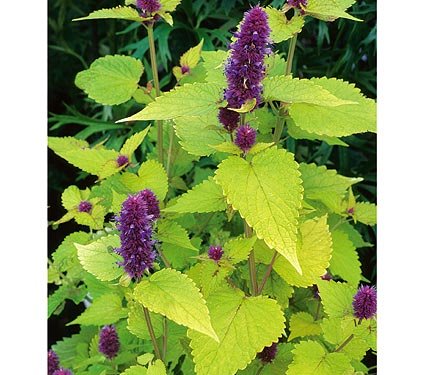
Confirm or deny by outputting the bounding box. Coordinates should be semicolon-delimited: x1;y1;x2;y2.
48;0;376;365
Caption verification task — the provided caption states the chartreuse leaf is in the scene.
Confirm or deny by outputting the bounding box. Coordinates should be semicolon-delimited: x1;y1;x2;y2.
75;55;144;106
201;50;227;86
337;221;372;248
173;39;204;80
261;343;295;375
157;219;197;251
261;271;294;311
73;6;149;22
61;185;90;210
164;177;226;214
265;7;304;42
188;286;284;375
48;136;89;153
173;114;229;156
215;147;303;273
118;83;222;122
353;202;377;225
147;359;167;375
288;312;322;341
120;127;150;158
75;235;123;282
134;268;218;341
300;163;362;213
127;302;163;340
121;365;148;375
287;340;354;375
224;235;257;264
321;318;369;361
255;216;332;287
329;230;361;286
317;279;355;319
121;160;168;201
262;76;354;106
305;0;361;21
289;78;376;137
69;293;127;326
74;205;106;230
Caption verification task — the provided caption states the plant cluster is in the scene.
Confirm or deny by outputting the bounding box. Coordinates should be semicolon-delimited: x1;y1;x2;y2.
48;0;377;374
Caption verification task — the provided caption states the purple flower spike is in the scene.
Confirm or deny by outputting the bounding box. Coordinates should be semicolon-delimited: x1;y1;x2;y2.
235;124;257;153
258;342;278;363
288;0;308;14
78;200;92;213
115;191;158;279
116;155;129;167
353;285;377;320
99;325;120;360
139;189;161;220
136;0;161;13
224;6;271;109
218;107;240;132
208;245;223;262
52;369;73;375
48;350;59;375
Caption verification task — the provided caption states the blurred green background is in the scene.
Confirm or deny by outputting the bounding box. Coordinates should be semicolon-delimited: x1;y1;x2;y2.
48;0;376;362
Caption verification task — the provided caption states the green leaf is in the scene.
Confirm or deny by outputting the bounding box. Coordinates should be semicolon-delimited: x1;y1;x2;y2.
180;39;204;68
73;6;149;22
261;343;295;375
121;365;148;375
121;160;168;201
61;185;89;210
210;141;241;155
353;202;377;225
317;280;355;319
188;287;284;375
215;147;303;273
74;205;107;230
164;177;226;214
157;219;197;251
48;285;69;317
48;136;89;153
118;83;222;121
287;340;354;375
160;0;181;13
137;353;155;365
173;114;229;156
262;76;354;106
120;127;150;157
337;221;372;248
288;312;322;341
224;235;257;264
300;163;362;213
127;302;163;340
75;235;123;282
255;216;332;287
305;0;361;21
69;293;127;326
289;78;376;137
265;7;304;42
265;54;287;79
201;50;227;86
329;230;361;286
75;55;144;105
147;359;167;375
134;268;218;340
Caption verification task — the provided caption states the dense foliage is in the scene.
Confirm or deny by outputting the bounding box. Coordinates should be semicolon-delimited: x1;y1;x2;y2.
48;0;377;374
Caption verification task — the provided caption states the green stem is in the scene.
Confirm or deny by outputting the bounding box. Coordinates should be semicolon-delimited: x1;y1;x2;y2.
166;128;174;177
245;221;258;296
157;248;171;268
162;317;168;362
143;306;162;360
285;33;298;76
257;251;278;294
147;25;164;165
314;299;321;321
272;116;285;144
334;333;354;353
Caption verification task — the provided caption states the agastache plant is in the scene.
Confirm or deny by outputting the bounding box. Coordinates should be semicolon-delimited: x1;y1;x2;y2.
48;0;377;374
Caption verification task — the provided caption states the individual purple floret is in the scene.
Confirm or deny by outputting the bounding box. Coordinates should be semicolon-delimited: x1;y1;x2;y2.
234;124;257;153
78;200;92;213
116;155;129;167
115;191;158;279
258;342;278;363
224;6;271;109
288;0;308;14
353;285;377;320
208;245;223;262
99;325;120;360
136;0;161;13
218;107;240;132
52;369;73;375
48;350;59;375
139;189;160;220
181;65;190;74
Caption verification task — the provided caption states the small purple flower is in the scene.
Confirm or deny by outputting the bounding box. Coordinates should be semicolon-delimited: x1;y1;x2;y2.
136;0;161;14
181;65;190;74
78;200;92;213
99;325;120;360
234;124;256;153
52;369;73;375
139;189;160;220
347;207;355;215
115;191;158;279
224;6;271;109
353;285;377;320
116;155;129;167
48;350;59;375
287;0;308;14
208;245;223;262
258;342;278;363
218;107;240;132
